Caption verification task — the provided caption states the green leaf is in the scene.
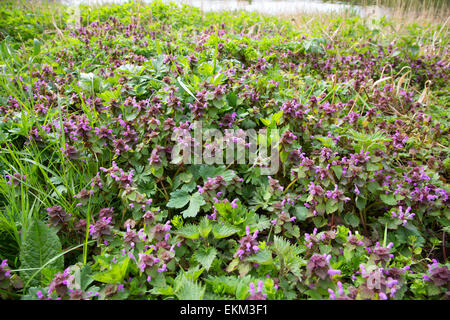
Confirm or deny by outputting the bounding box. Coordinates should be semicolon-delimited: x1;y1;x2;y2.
198;217;212;238
356;197;367;211
212;223;240;239
177;77;198;102
238;262;252;277
332;166;342;179
91;258;130;284
150;286;175;296
344;213;360;228
195;247;217;271
326;199;339;214
167;190;190;209
380;194;397;206
175;224;200;239
246;249;273;265
176;279;205;300
367;181;381;194
226;257;240;273
20;219;64;286
294;205;308;221
312;216;327;228
181;192;205;218
33;39;41;56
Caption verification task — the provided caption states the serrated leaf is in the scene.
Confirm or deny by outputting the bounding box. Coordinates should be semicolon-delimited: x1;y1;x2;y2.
344;213;360;228
91;258;130;284
380;194;397;206
175;224;200;239
175;278;205;300
332;166;342;179
182;192;205;218
198;216;212;238
195;247;217;271
326;199;339;214
212;223;240;239
167;190;190;209
356;197;367;211
246;249;273;265
150;285;175;296
238;262;252;277
20;219;64;286
294;205;308;221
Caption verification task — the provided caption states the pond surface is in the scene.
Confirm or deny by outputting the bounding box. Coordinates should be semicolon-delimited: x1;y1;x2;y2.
61;0;448;18
62;0;391;17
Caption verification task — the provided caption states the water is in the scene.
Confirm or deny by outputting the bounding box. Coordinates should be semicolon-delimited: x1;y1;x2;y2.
62;0;392;18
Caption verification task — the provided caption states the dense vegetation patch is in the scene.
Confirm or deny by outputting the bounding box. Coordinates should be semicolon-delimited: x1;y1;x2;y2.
0;1;448;300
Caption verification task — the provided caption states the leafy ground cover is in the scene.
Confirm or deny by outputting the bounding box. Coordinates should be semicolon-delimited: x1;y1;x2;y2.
0;0;449;300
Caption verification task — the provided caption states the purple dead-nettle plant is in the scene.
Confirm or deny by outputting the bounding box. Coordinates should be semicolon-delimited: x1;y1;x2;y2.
89;216;113;240
358;265;398;300
5;173;27;186
372;242;394;264
306;253;341;280
234;226;260;259
47;205;71;229
48;268;75;297
151;221;172;242
325;184;350;202
246;281;267;300
423;260;450;287
390;206;415;226
347;230;364;246
0;260;11;287
123;225;140;248
138;253;160;273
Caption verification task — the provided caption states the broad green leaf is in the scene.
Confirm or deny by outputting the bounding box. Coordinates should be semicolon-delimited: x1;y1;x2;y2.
344;213;360;228
20;219;64;286
294;205;308;221
380;194;397;206
356;197;367;211
212;223;240;239
91;258;130;284
167;189;190;209
246;249;273;265
198;216;212;238
194;247;217;271
175;278;205;300
175;224;200;239
326;199;339;214
182;192;205;218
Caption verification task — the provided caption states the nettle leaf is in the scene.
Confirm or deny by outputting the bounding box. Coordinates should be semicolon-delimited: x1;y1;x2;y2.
167;189;190;209
326;199;339;214
356;197;367;211
175;278;206;300
20;219;64;286
344;213;360;228
380;194;398;206
181;192;205;218
175;224;200;239
212;223;240;239
293;205;308;221
198;216;212;238
195;247;217;271
91;258;130;284
246;249;273;265
332;165;343;179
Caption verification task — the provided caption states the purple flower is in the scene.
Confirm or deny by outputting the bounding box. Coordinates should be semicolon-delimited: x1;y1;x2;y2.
246;281;267;300
234;226;259;259
46;206;71;229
